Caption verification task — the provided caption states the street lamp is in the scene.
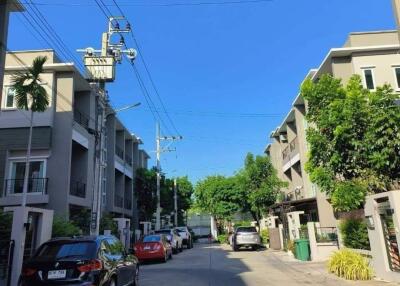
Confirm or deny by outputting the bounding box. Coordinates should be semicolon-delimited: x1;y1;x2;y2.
114;102;141;113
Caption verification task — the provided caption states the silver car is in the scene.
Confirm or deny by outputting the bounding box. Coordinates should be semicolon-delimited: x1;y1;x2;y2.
232;226;261;251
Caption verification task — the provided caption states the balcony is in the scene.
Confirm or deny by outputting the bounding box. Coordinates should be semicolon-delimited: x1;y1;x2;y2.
124;199;132;210
114;195;123;208
115;146;124;160
125;154;133;166
70;181;86;198
282;137;300;170
74;110;89;129
4;178;48;196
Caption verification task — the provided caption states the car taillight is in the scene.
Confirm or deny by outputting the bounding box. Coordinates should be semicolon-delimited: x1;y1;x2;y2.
22;267;37;276
77;259;103;272
153;243;161;250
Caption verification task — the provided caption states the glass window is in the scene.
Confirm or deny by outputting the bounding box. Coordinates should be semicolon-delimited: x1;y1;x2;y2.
8;160;45;194
4;87;16;108
236;227;257;233
34;242;96;260
395;67;400;89
363;69;375;90
143;235;161;242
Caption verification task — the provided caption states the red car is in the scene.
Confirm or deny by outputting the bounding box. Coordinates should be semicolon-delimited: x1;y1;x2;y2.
134;234;173;263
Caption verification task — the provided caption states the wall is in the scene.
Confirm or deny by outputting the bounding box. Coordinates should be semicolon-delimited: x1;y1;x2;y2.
46;73;74;217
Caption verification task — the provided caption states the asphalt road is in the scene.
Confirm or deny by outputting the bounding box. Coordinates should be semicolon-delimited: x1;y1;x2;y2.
139;243;395;286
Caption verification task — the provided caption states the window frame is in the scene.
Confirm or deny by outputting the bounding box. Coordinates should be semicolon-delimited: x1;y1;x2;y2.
2;86;17;109
361;67;376;91
6;157;47;196
392;65;400;91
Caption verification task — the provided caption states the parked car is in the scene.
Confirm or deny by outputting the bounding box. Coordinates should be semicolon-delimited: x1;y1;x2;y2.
20;235;139;286
154;229;183;254
174;226;193;249
231;226;261;251
134;234;173;263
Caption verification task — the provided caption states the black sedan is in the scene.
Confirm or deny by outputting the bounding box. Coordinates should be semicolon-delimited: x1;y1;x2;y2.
20;235;139;286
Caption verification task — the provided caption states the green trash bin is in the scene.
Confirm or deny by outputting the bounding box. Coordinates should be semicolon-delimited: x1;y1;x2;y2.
294;239;310;261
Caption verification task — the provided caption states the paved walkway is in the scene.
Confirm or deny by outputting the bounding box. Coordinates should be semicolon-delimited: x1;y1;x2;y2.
140;243;399;286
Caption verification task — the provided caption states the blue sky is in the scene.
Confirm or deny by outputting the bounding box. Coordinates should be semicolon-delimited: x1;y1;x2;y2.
7;0;395;183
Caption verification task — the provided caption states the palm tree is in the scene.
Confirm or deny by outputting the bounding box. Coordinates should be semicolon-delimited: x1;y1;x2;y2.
11;56;48;207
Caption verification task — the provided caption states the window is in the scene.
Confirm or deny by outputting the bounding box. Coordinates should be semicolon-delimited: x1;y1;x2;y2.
363;69;375;90
34;241;96;260
7;160;46;194
394;67;400;89
3;87;16;109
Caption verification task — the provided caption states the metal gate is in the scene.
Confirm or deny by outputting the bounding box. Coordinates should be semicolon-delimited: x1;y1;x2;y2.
0;240;14;286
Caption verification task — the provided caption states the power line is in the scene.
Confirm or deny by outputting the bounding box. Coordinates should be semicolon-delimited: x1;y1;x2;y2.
111;0;182;136
92;0;177;136
20;0;273;7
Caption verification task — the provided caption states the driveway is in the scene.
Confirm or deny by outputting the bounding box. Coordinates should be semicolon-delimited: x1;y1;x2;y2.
140;242;397;286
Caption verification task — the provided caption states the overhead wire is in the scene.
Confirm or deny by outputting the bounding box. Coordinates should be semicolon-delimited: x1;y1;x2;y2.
92;0;176;136
111;0;181;136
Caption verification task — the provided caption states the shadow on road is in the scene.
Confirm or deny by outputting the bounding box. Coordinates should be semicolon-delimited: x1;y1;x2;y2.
140;243;250;286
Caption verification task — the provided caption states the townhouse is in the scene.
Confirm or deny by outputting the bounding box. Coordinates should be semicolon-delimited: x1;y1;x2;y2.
0;49;149;231
265;30;400;228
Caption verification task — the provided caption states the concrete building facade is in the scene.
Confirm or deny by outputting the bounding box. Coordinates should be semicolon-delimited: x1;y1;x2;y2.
265;30;400;228
0;49;149;231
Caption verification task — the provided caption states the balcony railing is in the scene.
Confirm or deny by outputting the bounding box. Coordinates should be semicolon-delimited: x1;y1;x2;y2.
74;109;89;129
115;146;124;159
124;199;132;210
282;137;299;165
125;154;133;166
114;195;123;208
4;178;48;196
70;181;86;198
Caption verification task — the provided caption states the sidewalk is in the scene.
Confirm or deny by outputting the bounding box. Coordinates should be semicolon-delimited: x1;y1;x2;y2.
264;250;399;285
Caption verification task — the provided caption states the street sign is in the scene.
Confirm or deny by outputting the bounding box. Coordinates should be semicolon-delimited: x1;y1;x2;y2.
91;212;97;230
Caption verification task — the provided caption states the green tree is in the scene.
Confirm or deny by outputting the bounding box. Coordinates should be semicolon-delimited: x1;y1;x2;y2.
134;168;157;222
52;216;81;238
301;74;400;211
194;175;242;222
238;153;287;227
11;56;49;206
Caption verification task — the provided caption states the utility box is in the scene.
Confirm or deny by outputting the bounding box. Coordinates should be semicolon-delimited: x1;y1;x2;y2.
365;190;400;282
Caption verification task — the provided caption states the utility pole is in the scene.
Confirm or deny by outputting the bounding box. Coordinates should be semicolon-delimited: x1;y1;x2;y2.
174;178;178;227
155;122;182;230
78;16;137;236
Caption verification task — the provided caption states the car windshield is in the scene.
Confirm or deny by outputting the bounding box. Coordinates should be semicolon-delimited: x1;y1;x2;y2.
236;227;257;233
34;241;96;260
175;228;186;232
143;235;161;242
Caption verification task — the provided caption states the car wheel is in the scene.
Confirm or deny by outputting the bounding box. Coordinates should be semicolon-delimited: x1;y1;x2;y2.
233;244;239;252
179;244;183;252
133;266;139;286
169;251;173;260
252;245;259;251
163;252;168;263
109;277;117;286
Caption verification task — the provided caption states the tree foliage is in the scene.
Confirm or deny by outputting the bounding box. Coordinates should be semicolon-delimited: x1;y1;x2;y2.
301;74;400;211
11;56;49;112
238;153;288;224
134;168;193;224
194;153;286;226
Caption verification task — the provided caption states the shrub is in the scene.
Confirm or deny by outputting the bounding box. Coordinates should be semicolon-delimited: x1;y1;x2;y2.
328;249;373;280
100;213;119;236
217;234;228;244
287;240;296;256
52;216;81;238
234;220;252;227
260;229;269;244
340;219;370;250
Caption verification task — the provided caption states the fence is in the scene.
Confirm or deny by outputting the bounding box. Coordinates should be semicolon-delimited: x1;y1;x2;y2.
315;227;338;244
0;240;14;286
5;178;48;196
69;181;86;198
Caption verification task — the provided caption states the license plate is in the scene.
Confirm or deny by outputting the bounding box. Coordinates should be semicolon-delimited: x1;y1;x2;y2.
144;246;151;250
47;270;66;279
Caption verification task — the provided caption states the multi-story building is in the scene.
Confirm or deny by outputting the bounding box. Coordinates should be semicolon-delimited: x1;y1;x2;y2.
0;49;149;231
265;30;400;227
0;1;24;101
